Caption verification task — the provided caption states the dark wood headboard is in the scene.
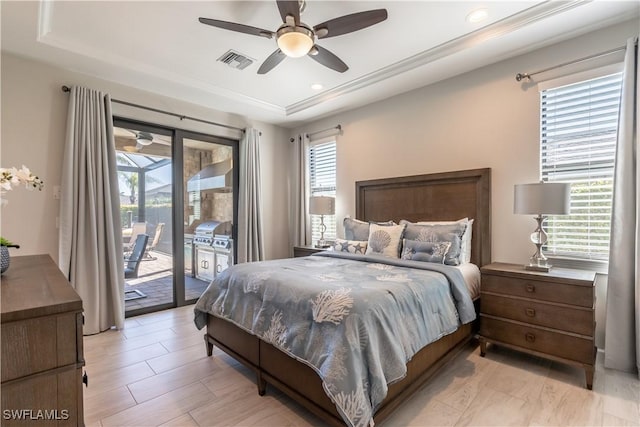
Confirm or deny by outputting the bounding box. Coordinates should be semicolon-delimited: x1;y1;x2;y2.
356;168;491;267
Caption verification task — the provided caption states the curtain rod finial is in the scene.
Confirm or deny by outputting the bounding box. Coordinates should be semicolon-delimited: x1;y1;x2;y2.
515;73;530;82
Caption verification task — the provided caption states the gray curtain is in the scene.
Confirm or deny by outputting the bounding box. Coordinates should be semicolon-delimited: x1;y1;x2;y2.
291;133;310;249
237;128;264;263
59;86;124;335
605;36;639;376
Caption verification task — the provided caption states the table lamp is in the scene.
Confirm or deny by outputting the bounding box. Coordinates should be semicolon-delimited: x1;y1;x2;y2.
514;182;570;272
309;196;335;248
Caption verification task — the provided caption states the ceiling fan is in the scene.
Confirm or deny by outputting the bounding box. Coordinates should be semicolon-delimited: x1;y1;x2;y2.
114;128;158;153
199;0;388;74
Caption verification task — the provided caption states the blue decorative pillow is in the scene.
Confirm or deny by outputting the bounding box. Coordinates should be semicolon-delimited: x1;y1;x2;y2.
343;217;395;241
400;220;466;266
331;238;368;254
365;223;406;258
401;239;451;264
414;218;474;263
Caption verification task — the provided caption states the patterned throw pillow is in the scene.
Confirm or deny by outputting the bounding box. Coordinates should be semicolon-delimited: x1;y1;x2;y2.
331;238;368;254
401;239;451;264
415;218;474;264
400;220;466;266
365;223;407;258
343;217;395;241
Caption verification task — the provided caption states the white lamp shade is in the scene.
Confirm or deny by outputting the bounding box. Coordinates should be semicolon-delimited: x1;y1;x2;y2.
514;182;571;215
309;196;335;215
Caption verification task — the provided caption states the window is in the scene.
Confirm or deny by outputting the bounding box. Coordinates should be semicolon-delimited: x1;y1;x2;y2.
308;139;336;244
540;71;622;260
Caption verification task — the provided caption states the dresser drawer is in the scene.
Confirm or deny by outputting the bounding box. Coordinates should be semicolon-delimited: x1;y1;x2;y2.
480;316;594;365
1;313;79;382
482;274;593;308
481;293;593;336
1;366;79;426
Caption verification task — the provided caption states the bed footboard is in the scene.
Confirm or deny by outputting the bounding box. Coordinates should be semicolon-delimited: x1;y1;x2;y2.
204;313;473;426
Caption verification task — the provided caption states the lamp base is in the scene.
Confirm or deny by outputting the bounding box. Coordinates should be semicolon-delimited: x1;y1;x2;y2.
315;242;331;249
524;263;551;272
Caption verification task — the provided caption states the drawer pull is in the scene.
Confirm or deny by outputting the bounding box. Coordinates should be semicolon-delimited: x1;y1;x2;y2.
525;333;536;343
525;308;536;317
83;372;89;387
526;284;536;293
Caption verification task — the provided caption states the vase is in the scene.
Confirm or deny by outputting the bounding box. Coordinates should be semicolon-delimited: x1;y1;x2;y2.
1;246;9;274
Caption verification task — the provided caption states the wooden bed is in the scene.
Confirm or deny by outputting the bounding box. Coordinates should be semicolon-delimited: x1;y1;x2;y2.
203;168;491;426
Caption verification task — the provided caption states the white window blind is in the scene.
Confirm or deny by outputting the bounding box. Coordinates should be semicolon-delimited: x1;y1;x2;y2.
309;140;336;244
540;72;622;260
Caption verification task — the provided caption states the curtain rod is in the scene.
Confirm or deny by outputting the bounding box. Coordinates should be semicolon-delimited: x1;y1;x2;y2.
307;124;342;139
515;46;626;82
61;85;245;133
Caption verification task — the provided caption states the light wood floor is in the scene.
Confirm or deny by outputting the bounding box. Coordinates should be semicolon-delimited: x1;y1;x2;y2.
83;304;640;427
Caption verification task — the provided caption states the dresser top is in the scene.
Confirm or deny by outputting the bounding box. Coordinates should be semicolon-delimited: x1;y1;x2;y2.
1;255;82;323
482;262;596;286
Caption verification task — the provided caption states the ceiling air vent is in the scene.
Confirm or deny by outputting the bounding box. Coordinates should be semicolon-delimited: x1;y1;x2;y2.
217;50;254;70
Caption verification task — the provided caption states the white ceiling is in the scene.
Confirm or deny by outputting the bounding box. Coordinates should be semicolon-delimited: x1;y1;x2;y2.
2;1;638;127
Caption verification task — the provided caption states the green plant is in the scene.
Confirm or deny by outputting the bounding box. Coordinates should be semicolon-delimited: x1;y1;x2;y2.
0;237;19;248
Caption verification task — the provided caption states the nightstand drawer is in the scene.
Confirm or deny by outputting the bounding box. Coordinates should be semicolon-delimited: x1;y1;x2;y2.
482;274;593;308
480;316;594;364
293;246;327;257
481;293;593;336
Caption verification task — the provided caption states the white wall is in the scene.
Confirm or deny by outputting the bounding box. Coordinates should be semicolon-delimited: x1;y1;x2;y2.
0;53;291;261
291;19;638;349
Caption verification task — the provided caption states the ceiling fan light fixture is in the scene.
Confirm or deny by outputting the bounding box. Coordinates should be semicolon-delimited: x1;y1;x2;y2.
276;26;314;58
136;132;154;146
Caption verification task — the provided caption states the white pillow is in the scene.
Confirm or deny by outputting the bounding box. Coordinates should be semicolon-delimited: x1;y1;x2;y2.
414;218;474;264
365;223;406;258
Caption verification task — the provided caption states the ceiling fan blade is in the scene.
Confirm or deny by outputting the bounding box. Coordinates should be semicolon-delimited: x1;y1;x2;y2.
114;127;137;138
314;9;388;39
258;49;286;74
198;18;273;39
308;45;348;73
276;0;300;24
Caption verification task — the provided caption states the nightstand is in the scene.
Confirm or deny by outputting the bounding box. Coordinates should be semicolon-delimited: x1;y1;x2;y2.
479;262;596;389
293;245;328;257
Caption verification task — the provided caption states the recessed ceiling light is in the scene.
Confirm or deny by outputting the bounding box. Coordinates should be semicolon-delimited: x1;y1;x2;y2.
467;8;488;23
311;83;323;91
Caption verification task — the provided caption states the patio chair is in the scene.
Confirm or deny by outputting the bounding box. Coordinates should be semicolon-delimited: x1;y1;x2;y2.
123;222;147;254
124;234;149;279
144;223;165;260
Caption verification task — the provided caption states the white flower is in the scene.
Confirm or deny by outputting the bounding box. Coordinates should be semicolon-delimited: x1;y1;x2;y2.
0;165;44;191
0;165;44;204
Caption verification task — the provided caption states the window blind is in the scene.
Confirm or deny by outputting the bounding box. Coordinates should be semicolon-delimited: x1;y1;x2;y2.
309;140;336;244
540;72;622;260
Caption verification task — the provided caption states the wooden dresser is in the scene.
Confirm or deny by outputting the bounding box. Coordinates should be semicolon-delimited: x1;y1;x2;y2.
479;262;596;389
1;255;85;426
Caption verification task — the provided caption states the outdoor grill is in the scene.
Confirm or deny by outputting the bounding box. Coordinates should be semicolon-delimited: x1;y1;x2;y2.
192;221;232;281
193;220;231;246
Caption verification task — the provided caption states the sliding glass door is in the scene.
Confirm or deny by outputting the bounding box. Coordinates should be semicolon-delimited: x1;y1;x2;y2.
180;132;238;302
114;119;238;316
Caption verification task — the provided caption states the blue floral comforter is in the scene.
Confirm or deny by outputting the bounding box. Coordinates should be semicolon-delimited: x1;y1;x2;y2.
194;251;475;427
